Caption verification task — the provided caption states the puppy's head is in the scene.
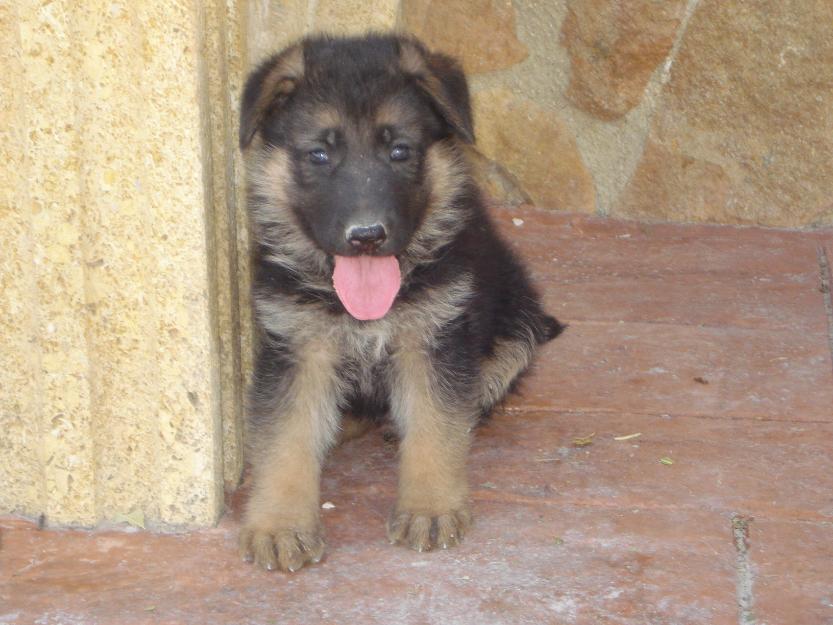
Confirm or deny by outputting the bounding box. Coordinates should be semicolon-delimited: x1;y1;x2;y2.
240;35;473;263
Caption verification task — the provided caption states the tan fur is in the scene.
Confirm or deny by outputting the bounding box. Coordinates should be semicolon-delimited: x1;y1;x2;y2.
247;147;331;280
240;338;343;572
375;98;420;130
244;274;476;563
425;142;468;217
239;37;556;570
256;272;473;359
398;40;427;76
404;141;469;266
398;40;472;143
386;323;476;552
247;145;291;208
241;45;305;148
312;105;342;130
479;335;535;412
337;414;376;444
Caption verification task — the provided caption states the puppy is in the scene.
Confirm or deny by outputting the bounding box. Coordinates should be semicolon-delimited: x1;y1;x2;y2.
238;34;563;572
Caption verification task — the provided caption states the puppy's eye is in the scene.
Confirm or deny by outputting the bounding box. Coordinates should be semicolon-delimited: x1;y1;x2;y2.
309;148;330;165
390;145;411;162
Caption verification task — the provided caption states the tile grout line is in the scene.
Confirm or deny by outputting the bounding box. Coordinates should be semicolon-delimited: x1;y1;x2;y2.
541;317;826;334
817;245;833;379
732;515;757;625
322;482;833;526
500;405;833;425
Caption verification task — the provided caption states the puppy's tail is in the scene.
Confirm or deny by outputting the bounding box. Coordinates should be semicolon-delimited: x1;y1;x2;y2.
530;312;566;345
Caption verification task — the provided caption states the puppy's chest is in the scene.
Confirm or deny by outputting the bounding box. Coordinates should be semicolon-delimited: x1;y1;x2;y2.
338;324;395;393
341;324;393;368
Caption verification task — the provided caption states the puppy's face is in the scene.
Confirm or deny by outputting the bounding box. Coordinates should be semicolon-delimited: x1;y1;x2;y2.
263;87;442;257
240;36;475;262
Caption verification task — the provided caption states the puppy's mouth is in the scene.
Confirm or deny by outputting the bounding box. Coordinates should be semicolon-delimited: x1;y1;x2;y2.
332;255;401;321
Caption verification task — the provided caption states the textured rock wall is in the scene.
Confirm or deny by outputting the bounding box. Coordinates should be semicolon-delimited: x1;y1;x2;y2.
0;0;250;527
408;0;833;226
248;0;833;227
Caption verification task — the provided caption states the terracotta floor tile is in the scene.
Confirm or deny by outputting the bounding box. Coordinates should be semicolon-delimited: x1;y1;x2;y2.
4;409;829;624
515;321;833;421
495;208;830;277
1;505;738;625
748;520;833;625
498;207;831;331
471;411;833;522
541;276;828;332
3;210;833;624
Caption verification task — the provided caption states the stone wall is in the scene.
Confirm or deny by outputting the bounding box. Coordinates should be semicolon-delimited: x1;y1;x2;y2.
432;0;833;227
248;0;833;227
2;0;830;530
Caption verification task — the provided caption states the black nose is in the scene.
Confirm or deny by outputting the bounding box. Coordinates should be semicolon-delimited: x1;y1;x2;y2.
347;224;387;251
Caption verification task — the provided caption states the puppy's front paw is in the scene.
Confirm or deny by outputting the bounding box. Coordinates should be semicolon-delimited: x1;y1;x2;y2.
387;507;472;552
239;524;325;572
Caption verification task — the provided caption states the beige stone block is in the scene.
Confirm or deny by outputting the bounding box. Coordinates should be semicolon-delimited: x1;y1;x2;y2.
314;0;399;34
561;0;686;120
1;0;248;528
617;139;733;223
1;1;98;526
246;0;309;64
0;2;48;520
473;88;596;212
465;146;532;207
401;0;528;73
201;0;253;489
615;0;833;226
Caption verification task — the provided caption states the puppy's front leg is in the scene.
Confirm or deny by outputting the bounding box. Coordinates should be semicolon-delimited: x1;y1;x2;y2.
387;333;476;552
240;339;342;572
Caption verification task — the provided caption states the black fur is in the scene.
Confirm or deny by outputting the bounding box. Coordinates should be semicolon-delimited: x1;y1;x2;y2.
242;33;562;425
238;34;563;567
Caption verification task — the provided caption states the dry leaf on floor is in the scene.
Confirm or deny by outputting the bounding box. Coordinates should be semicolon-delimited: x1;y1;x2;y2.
572;433;596;447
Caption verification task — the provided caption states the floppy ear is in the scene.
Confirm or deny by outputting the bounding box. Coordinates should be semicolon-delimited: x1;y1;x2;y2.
399;40;475;144
239;45;305;149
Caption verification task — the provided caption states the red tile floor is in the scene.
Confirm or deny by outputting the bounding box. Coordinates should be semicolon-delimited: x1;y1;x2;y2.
2;208;833;625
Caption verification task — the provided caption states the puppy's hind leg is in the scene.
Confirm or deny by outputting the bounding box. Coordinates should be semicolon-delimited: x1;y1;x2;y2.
240;338;343;572
478;335;535;415
479;311;565;415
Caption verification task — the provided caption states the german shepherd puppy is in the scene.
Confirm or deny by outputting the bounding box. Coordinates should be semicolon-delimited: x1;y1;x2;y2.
238;34;563;572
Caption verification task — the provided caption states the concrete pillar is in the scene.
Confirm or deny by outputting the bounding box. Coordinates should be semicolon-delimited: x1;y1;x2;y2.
0;0;249;528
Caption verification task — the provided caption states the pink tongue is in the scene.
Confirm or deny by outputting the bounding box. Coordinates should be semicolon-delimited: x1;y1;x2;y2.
333;255;401;321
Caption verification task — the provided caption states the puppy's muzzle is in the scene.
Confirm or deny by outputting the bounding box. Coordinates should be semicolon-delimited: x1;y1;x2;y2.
347;223;387;253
